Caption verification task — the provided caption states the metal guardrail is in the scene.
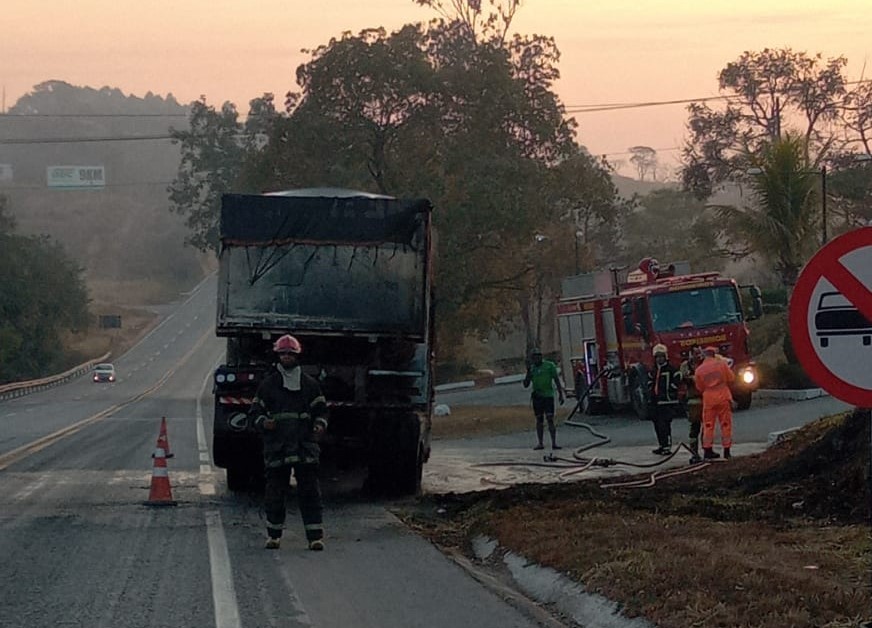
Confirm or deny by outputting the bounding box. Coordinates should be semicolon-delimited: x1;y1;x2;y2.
0;352;111;402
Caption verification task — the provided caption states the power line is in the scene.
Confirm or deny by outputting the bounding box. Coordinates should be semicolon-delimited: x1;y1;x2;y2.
0;113;189;118
0;134;176;145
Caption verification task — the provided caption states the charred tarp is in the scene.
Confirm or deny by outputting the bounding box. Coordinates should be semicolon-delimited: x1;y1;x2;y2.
216;192;433;338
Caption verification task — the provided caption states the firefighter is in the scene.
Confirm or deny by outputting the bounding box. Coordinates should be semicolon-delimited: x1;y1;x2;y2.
249;334;328;550
648;344;681;455
679;346;704;463
523;348;566;450
694;345;734;460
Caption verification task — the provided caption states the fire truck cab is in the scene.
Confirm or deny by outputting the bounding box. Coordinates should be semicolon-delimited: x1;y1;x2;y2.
556;258;763;419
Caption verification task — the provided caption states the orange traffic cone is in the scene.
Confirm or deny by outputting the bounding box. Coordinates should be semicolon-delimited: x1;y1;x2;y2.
153;417;174;458
146;447;176;506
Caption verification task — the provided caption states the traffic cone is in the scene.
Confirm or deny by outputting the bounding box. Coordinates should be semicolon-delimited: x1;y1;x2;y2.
153;417;174;458
145;447;176;506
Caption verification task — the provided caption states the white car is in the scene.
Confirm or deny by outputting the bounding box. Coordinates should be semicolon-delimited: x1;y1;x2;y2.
92;363;116;383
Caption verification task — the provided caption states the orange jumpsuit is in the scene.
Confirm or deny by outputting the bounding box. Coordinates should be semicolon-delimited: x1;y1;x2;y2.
694;356;734;449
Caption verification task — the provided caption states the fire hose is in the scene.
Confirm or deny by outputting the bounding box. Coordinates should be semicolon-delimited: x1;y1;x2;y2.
471;366;711;488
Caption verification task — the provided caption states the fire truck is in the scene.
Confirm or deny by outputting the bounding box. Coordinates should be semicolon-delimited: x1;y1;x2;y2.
556;258;763;419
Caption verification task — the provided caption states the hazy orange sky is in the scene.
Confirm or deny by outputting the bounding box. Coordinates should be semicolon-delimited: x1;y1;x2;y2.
3;0;871;177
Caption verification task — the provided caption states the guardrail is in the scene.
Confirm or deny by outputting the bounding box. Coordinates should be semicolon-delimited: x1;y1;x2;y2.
0;352;111;402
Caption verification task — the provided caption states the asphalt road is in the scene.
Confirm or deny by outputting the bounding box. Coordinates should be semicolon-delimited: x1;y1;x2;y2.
0;277;545;628
0;277;854;627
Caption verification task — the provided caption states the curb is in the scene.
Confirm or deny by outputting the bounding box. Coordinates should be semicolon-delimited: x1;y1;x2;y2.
0;352;111;402
754;388;828;401
435;372;527;393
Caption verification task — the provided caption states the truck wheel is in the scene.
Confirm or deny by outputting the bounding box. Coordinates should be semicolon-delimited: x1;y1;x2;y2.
734;390;752;411
368;414;422;497
226;465;249;492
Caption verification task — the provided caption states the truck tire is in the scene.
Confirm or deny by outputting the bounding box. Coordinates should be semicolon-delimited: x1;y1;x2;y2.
734;390;752;411
367;413;422;497
226;465;249;492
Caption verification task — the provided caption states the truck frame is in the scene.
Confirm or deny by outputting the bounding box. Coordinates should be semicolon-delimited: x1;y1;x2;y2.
556;258;763;418
211;189;434;495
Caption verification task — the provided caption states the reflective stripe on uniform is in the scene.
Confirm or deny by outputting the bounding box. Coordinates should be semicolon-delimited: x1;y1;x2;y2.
270;411;310;421
310;395;326;407
304;524;323;532
266;522;284;532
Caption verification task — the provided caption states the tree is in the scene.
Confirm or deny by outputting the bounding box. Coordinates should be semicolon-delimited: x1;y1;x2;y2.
168;98;251;252
0;197;89;383
628;146;658;181
622;188;725;272
681;48;848;198
714;134;818;288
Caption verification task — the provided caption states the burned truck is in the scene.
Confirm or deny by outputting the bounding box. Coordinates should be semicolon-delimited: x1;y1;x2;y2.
212;188;434;495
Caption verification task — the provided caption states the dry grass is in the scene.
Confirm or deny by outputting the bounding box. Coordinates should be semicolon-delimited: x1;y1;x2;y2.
432;405;536;440
486;504;870;628
404;411;872;628
64;304;159;363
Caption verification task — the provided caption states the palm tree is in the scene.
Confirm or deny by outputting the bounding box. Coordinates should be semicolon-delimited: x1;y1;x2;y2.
717;134;819;288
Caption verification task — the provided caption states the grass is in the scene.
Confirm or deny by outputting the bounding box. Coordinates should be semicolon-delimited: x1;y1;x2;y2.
432;405;535;440
403;410;872;628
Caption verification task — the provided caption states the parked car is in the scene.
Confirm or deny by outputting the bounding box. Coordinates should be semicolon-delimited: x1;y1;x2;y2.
814;291;872;348
92;363;116;383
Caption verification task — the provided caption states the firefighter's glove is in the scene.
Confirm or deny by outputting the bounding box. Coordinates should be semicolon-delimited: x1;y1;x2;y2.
312;423;326;442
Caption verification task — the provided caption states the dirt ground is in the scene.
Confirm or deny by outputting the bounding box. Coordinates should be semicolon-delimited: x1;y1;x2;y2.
402;409;872;628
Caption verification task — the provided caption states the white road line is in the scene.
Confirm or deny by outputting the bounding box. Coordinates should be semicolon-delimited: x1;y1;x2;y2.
206;510;242;628
277;562;314;626
197;365;217;496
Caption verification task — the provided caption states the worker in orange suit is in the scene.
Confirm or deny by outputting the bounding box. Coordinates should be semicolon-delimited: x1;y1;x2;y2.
693;346;734;460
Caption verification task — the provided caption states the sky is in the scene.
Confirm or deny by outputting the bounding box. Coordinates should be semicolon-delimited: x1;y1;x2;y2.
3;0;871;178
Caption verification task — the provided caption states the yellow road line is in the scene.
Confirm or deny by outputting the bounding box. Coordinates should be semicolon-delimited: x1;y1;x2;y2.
0;329;213;471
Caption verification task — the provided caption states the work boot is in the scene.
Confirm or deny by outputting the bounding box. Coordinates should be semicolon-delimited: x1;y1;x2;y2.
308;539;325;551
688;452;702;464
533;443;544;450
723;447;732;460
703;447;721;460
551;444;562;450
265;537;281;550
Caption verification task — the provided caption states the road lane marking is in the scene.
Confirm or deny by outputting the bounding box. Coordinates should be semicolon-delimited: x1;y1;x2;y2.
206;510;242;628
277;562;314;626
0;329;212;471
197;364;219;496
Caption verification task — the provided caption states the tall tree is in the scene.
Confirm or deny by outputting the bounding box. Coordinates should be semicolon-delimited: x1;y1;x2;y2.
628;146;658;181
0;198;89;383
681;48;848;198
622;188;725;272
714;134;818;288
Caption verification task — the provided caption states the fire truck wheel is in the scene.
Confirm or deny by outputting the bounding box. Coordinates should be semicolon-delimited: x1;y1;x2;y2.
734;390;752;411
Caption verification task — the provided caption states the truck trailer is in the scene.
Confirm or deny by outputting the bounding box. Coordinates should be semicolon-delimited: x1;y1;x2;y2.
556;257;763;418
212;188;434;495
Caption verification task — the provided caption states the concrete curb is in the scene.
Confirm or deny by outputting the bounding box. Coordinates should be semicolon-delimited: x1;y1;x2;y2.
0;352;111;402
472;535;653;628
755;388;829;401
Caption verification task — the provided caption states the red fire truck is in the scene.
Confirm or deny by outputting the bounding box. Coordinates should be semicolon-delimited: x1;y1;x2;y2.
556;258;763;419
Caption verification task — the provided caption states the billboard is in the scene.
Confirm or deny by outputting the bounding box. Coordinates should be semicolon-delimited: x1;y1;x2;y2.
46;165;105;188
0;164;12;183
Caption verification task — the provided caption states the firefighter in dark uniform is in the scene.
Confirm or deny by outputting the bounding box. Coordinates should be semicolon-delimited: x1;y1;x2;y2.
249;334;328;550
679;346;704;463
649;343;682;455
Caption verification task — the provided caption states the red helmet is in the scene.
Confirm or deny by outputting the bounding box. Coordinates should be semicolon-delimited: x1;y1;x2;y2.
273;334;302;354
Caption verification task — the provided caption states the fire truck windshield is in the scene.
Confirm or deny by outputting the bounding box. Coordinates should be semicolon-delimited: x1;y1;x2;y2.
648;285;742;332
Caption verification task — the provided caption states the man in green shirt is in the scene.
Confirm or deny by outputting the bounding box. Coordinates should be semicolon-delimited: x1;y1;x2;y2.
523;348;566;450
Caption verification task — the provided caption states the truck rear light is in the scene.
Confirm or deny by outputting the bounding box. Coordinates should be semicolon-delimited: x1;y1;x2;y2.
216;373;226;383
226;373;236;383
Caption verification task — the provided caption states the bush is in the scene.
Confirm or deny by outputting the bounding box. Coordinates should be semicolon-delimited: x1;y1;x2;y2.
761;287;789;305
757;361;816;389
747;312;787;356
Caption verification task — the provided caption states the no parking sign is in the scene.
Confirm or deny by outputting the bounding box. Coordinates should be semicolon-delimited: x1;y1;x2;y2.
789;227;872;407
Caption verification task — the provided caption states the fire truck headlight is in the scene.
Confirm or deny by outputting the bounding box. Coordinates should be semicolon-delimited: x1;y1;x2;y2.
740;369;755;385
215;374;226;383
